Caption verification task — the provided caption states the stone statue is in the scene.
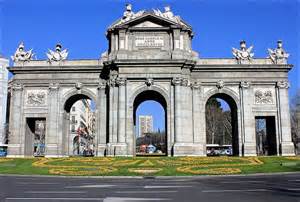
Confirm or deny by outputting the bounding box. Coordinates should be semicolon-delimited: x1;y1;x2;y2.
153;6;182;24
268;40;289;64
11;42;34;62
46;44;68;62
123;3;134;19
120;4;145;23
163;6;174;19
232;40;254;63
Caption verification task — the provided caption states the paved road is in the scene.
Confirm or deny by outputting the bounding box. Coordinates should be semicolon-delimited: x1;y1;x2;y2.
0;173;299;202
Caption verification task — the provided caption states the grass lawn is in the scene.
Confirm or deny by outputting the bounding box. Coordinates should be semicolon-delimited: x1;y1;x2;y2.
0;156;299;176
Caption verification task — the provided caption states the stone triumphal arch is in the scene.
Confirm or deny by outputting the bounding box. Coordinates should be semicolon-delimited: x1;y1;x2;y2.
7;5;295;157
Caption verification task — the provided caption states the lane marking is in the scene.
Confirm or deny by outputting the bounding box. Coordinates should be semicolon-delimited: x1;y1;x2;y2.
115;190;177;194
17;182;59;185
220;180;265;184
288;179;300;182
66;184;116;188
24;191;86;194
144;185;192;189
202;189;268;193
5;198;103;201
103;197;171;201
286;188;300;191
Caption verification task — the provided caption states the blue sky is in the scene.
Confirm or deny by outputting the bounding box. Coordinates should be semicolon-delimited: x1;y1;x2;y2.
0;0;299;131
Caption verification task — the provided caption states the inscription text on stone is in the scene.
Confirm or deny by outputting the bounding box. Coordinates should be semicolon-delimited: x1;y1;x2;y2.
135;36;164;48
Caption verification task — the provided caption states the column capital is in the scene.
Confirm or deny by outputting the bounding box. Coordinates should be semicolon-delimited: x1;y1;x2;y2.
276;81;290;89
191;82;201;89
49;83;59;91
12;83;23;91
172;77;182;86
240;81;251;89
116;77;127;86
181;78;189;87
97;81;107;90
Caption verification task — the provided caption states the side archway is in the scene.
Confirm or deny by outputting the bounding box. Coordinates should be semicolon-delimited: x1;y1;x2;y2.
61;90;97;156
204;88;240;156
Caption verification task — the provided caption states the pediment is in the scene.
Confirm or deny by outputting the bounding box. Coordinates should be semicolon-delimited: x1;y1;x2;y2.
133;20;164;28
109;12;191;30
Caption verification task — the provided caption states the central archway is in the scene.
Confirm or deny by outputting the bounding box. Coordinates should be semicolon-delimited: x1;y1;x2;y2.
133;90;167;156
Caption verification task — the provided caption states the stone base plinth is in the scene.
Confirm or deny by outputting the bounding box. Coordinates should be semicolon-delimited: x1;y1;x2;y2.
45;144;59;156
106;143;128;156
96;144;107;156
281;142;295;156
243;143;257;156
173;143;206;156
7;144;22;156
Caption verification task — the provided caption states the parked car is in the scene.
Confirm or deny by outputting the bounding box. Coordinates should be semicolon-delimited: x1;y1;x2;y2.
0;145;7;157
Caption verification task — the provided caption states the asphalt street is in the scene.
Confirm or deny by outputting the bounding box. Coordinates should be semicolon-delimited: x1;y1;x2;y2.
0;173;299;202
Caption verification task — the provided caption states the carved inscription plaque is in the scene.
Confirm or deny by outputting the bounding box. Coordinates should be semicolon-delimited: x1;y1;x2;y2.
135;36;164;48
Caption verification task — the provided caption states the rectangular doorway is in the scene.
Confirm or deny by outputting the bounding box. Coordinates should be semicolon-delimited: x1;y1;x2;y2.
255;116;277;156
25;118;46;157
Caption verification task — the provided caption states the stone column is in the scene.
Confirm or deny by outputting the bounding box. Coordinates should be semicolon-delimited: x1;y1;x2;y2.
107;77;118;155
240;81;256;156
96;81;107;156
115;77;127;155
45;83;60;157
172;77;182;144
117;78;126;143
7;83;24;157
276;81;295;155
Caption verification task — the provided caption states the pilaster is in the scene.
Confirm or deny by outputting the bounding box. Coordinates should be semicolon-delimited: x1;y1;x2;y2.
45;83;60;157
240;81;257;156
7;83;24;156
276;81;295;155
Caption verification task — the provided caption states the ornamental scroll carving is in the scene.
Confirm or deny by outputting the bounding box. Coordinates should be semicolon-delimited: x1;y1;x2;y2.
254;90;273;104
26;90;47;106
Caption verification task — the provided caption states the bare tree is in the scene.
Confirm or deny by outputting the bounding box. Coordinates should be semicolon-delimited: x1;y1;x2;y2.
206;98;232;145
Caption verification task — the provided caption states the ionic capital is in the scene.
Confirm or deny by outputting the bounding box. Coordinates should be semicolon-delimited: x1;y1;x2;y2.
240;81;251;89
276;81;290;89
116;77;127;86
49;83;59;91
172;77;182;86
12;83;23;91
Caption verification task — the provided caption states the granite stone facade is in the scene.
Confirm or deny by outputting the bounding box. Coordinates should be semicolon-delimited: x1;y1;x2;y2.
7;6;295;157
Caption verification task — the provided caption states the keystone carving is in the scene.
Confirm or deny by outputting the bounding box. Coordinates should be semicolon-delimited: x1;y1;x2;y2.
145;78;154;87
216;80;225;89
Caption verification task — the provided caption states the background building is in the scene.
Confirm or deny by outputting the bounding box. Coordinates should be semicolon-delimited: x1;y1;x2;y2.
69;99;95;156
0;56;9;146
138;115;153;137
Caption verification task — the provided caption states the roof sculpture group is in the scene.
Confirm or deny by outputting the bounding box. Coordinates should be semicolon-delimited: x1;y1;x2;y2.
11;4;289;64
